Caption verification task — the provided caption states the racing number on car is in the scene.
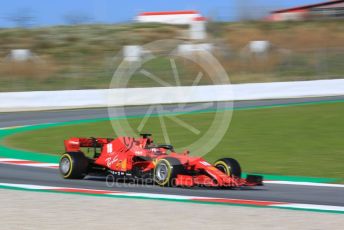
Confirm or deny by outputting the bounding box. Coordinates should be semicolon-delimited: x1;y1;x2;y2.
107;143;113;154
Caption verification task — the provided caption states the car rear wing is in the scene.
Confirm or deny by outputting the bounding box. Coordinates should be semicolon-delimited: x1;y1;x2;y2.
64;137;113;152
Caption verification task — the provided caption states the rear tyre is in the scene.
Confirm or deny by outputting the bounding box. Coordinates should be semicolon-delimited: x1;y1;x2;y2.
214;158;241;178
154;158;183;187
59;152;89;179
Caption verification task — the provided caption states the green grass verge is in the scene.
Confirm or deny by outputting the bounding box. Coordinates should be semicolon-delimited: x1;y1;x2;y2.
3;102;344;180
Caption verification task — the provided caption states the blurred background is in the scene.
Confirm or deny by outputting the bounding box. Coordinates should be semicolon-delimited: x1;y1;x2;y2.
0;0;343;91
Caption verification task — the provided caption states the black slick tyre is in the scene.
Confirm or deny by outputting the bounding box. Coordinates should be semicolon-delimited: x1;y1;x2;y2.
214;158;242;178
59;152;89;179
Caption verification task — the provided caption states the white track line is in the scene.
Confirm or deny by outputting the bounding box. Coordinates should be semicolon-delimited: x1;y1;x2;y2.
265;180;344;188
0;126;26;130
271;203;344;212
0;158;58;168
0;158;29;162
0;182;59;190
20;163;59;167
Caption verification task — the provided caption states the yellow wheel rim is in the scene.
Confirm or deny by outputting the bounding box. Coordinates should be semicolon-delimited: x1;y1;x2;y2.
214;161;231;176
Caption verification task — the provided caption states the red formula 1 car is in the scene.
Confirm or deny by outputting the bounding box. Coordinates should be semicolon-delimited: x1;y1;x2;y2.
59;134;263;188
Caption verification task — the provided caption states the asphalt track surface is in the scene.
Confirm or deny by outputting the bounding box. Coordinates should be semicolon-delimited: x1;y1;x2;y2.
1;96;344;206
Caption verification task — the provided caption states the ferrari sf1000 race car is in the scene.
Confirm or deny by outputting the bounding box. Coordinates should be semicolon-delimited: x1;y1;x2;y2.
59;134;263;188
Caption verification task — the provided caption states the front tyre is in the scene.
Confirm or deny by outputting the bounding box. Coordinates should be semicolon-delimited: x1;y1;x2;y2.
214;158;241;178
154;158;183;187
59;152;89;179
